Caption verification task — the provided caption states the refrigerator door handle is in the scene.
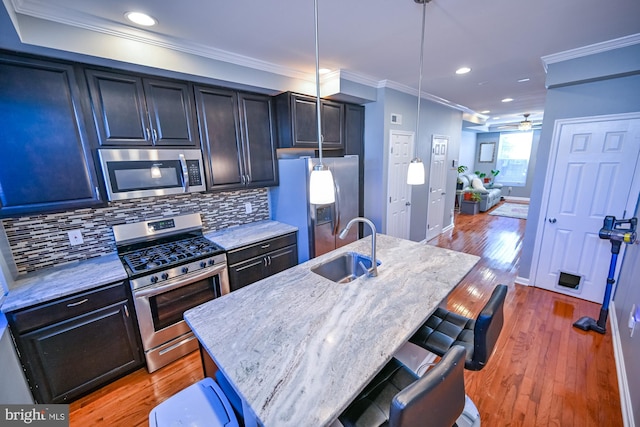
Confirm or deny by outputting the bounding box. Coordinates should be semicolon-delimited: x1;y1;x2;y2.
333;180;341;236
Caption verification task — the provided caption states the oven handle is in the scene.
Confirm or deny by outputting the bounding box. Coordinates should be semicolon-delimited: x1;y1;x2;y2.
133;265;227;298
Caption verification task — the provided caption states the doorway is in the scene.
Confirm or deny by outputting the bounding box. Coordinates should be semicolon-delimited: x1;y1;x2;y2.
531;113;640;303
386;130;414;239
426;135;448;241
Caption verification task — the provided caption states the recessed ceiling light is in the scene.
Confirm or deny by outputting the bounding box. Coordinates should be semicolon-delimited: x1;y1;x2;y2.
125;12;157;27
455;67;471;75
480;110;490;114
501;98;514;103
517;78;530;83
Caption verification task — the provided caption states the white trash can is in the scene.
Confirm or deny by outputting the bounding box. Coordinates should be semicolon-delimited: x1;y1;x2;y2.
149;377;239;427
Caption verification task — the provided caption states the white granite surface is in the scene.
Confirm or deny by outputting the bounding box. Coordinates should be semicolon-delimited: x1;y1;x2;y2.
205;220;298;250
185;234;480;427
1;253;127;313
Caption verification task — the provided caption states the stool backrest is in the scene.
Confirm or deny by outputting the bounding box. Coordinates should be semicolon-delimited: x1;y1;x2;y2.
390;345;466;427
472;284;507;370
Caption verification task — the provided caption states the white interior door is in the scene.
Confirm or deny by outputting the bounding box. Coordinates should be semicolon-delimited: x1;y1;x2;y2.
534;116;640;303
426;135;448;241
386;130;413;239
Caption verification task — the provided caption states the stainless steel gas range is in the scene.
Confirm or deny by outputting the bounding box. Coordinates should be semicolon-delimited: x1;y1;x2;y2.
112;213;229;373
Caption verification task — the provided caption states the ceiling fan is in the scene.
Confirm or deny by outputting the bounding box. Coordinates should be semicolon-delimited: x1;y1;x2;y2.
497;114;542;131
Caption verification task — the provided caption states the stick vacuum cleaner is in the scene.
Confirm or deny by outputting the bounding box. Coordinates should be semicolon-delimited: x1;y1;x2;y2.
573;215;637;334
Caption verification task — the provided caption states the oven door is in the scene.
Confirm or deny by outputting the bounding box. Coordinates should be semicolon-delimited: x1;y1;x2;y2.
132;265;228;352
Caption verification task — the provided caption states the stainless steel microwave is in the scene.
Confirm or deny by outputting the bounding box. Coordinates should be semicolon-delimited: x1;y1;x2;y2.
98;148;206;201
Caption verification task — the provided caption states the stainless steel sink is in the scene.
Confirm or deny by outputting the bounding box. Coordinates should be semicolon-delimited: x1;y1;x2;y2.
311;252;381;283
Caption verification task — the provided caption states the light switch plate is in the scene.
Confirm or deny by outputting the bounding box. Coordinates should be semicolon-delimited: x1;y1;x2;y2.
68;230;84;246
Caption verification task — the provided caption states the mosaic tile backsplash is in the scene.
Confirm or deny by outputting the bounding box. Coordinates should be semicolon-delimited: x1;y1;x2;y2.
2;188;270;275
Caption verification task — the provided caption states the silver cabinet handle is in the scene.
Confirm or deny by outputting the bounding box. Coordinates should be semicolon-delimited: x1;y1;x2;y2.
178;153;189;192
152;128;158;142
124;304;129;318
67;298;88;307
261;244;270;249
145;128;151;141
549;218;557;224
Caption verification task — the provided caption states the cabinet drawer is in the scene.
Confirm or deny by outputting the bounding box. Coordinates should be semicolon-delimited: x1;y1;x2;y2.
8;282;129;334
227;232;297;265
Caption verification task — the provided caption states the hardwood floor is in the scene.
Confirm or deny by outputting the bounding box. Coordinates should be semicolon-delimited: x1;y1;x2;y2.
69;203;623;426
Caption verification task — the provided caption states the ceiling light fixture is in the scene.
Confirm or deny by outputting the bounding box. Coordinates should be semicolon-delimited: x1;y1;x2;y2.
455;67;471;75
501;98;514;103
517;78;530;83
125;12;157;27
518;113;533;131
308;0;335;205
407;0;432;186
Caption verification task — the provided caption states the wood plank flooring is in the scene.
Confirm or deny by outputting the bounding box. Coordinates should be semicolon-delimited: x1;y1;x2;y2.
69;203;623;426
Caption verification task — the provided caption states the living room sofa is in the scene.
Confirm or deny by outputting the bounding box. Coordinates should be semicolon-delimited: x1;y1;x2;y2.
458;173;503;212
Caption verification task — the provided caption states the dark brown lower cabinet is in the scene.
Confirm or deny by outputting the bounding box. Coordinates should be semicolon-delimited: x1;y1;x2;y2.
227;232;298;292
7;282;143;403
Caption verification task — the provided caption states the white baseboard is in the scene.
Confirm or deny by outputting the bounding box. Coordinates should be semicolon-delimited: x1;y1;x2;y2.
442;223;454;234
610;301;635;427
515;276;530;286
503;196;530;203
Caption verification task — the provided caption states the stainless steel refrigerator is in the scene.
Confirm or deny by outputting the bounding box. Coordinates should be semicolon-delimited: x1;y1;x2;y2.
269;155;359;264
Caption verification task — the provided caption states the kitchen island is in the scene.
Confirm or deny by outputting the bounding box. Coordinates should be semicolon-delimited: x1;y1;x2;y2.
184;233;480;427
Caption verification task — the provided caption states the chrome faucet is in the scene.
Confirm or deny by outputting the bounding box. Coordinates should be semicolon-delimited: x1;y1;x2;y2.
339;217;378;277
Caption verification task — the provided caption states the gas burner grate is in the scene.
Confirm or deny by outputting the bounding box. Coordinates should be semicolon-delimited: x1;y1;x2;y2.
121;236;222;273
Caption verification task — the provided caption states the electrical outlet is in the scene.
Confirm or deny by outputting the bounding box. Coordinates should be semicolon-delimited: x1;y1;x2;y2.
245;202;252;214
68;229;84;246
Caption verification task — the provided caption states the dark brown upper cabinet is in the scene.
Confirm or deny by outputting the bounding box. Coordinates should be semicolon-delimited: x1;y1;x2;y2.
275;92;344;149
194;86;278;191
85;69;198;147
0;53;102;218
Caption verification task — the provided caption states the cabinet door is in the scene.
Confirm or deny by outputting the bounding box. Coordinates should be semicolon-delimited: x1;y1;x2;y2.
238;92;278;188
85;69;150;146
194;85;243;189
292;95;319;146
18;301;142;403
267;245;298;276
228;256;267;292
320;100;344;148
0;55;102;217
143;78;198;146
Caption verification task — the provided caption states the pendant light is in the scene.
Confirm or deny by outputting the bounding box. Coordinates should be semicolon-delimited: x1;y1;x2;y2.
309;0;336;205
407;0;432;185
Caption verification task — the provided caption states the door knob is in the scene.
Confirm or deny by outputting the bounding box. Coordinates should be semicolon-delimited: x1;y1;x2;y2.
405;202;411;206
549;218;557;224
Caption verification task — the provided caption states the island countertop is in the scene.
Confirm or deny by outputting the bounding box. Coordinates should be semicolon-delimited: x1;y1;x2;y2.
184;233;479;427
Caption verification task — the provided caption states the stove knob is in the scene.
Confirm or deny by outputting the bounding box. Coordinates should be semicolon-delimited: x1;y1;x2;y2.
161;273;169;280
182;266;189;274
150;276;158;284
208;259;216;266
200;261;207;268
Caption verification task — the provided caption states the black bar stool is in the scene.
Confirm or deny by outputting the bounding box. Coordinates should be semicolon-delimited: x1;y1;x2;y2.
338;345;467;427
409;284;507;371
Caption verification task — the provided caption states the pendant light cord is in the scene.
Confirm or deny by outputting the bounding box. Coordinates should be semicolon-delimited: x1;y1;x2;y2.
314;0;324;166
415;0;427;157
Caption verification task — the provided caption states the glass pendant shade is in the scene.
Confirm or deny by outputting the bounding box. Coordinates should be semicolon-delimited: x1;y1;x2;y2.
309;165;335;204
518;121;532;131
407;159;425;185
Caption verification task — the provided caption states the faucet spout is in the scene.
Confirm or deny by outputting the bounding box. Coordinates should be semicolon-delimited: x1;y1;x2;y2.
339;217;378;277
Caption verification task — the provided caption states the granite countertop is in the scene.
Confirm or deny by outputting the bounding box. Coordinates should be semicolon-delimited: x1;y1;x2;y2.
1;253;127;313
205;219;298;250
185;234;480;427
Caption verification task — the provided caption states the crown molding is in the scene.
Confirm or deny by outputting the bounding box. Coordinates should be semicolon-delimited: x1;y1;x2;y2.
541;33;640;72
9;0;311;81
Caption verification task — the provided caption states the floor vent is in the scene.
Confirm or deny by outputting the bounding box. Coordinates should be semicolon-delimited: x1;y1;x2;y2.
558;272;581;289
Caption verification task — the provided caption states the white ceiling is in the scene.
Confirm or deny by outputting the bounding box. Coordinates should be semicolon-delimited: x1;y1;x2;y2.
5;0;640;128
